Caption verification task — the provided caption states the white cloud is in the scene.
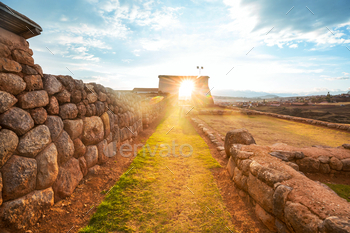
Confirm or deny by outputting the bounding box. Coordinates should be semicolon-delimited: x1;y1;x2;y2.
342;72;349;75
289;44;298;48
325;76;349;80
60;15;69;21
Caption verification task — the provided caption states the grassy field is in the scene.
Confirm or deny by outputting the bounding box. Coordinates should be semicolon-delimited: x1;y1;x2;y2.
198;113;350;147
324;183;350;202
80;108;236;232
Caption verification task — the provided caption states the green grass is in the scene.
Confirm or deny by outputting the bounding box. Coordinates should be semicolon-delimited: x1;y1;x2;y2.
324;183;350;202
198;113;350;147
80;107;236;233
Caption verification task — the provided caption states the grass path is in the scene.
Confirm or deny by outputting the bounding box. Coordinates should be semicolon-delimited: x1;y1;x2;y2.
80;108;236;232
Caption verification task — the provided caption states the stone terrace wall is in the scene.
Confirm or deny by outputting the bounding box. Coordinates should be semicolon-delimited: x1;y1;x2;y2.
224;130;350;233
0;29;165;230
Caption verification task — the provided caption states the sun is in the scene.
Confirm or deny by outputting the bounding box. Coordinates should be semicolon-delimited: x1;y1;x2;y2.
179;80;194;100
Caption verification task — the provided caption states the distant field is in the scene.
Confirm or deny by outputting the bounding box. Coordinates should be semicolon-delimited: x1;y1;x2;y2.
198;113;350;147
251;104;350;124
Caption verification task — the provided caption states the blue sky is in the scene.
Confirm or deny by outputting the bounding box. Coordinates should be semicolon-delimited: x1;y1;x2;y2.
4;0;350;96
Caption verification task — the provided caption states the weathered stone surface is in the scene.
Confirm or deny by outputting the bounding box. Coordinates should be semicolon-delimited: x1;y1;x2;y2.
23;75;43;91
319;163;331;174
0;188;54;229
0;43;11;57
0;129;18;167
88;165;101;175
329;157;343;171
320;216;350;233
97;139;108;164
30;107;47;125
12;49;34;66
0;107;34;135
90;103;97;116
98;92;107;101
104;141;116;157
95;101;105;116
77;102;86;117
56;75;75;92
255;204;276;232
52;158;83;202
21;64;38;75
296;157;320;173
71;90;82;103
87;93;97;103
78;156;88;176
0;91;17;114
63;119;83;140
275;219;290;233
256;166;292;187
54;131;74;166
269;151;289;162
84;145;98;168
73;138;86;159
17;125;51;157
233;167;248;192
45;115;63;142
34;64;43;77
1;155;37;201
273;185;293;221
286;162;299;171
343;144;350;149
340;158;350;171
284;201;322;233
42;74;63;95
227;156;236;178
101;112;110;138
0;57;22;72
318;156;330;164
237;151;253;160
17;90;49;109
0;73;26;95
47;96;59;115
59;103;78;119
240;159;252;176
36;143;58;190
272;150;305;160
247;173;274;213
55;89;71;104
225;129;256;155
82;116;104;145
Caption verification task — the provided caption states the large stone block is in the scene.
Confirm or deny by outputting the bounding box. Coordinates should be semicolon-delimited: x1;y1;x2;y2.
233;167;248;192
17;125;51;157
0;129;18;168
78;156;88;176
63;119;83;140
84;145;98;168
21;64;38;75
71;90;82;103
55;89;71;104
273;184;293;221
320;216;350;233
0;107;34;135
284;201;322;233
224;129;256;156
0;73;26;95
45;115;64;142
0;57;22;72
82;116;104;145
30;107;48;125
73;138;86;158
17;90;49;109
0;188;54;230
255;204;277;232
1;155;37;201
227;156;236;178
0;91;17;114
54;130;74;166
296;157;320;173
329;157;343;171
341;158;350;171
101;112;110;138
42;74;63;95
97;139;108;164
59;103;78;119
47;96;59;115
52;158;83;201
0;42;11;57
247;173;274;213
36;143;58;190
87;92;97;103
95;101;105;116
11;49;34;66
23;74;43;91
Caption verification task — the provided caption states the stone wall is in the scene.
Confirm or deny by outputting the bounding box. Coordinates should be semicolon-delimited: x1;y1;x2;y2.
224;130;350;233
0;29;166;230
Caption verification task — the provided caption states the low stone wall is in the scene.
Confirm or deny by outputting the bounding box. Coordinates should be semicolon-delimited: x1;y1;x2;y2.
0;29;166;230
224;130;350;233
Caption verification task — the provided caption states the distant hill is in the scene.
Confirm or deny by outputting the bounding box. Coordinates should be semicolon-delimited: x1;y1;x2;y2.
258;94;279;99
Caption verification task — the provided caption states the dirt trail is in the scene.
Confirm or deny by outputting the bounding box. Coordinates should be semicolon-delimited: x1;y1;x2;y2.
80;107;268;232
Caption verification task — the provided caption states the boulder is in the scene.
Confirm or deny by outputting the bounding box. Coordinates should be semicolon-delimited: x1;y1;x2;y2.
36;143;58;190
46;96;59;115
33;64;43;77
77;102;86;117
84;145;98;168
343;144;350;149
95;101;105;116
45;115;64;142
255;204;277;232
269;151;289;162
0;107;34;135
0;129;18;167
63;119;83;140
87;93;97;103
17;125;51;157
341;158;350;171
1;155;37;201
233;167;248;192
320;216;350;233
88;165;100;175
0;42;11;57
98;92;107;101
73;138;86;158
17;90;49;109
74;79;84;90
56;75;75;92
89;103;97;116
59;103;78;119
237;151;253;160
240;159;252;176
275;219;291;233
30;107;47;125
319;163;331;174
42;74;63;95
82;116;104;145
286;162;299;171
273;184;293;221
0;188;54;230
78;156;88;176
318;156;330;164
284;201;322;233
227;156;236;178
97;139;108;164
296;157;320;173
329;157;343;171
0;57;22;72
11;49;34;66
55;89;71;104
0;91;17;114
23;75;43;91
21;64;38;75
224;129;256;155
101;112;110;138
71;90;82;103
247;173;274;213
0;73;26;95
52;158;83;201
54;131;74;166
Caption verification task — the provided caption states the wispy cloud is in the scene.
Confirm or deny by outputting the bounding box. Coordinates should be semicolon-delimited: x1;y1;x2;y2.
325;76;350;80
